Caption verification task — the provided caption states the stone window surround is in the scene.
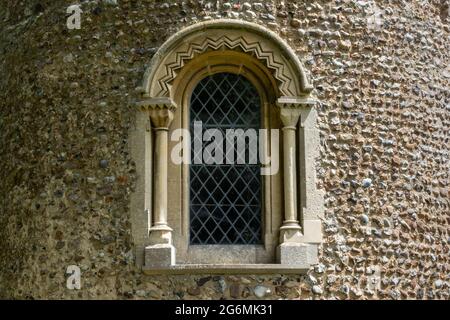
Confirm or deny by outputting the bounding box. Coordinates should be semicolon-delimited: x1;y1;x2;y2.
130;19;324;274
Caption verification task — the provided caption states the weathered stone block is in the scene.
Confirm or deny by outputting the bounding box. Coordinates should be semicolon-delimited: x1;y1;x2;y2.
144;244;176;267
276;243;318;267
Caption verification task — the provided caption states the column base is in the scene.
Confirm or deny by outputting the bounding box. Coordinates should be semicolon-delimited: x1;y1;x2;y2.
279;221;303;243
276;243;318;267
149;224;173;245
144;243;176;267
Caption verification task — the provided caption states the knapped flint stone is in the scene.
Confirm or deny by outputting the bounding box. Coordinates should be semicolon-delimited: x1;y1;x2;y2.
99;159;109;168
253;285;270;298
55;241;65;250
362;178;372;188
187;287;201;296
312;285;323;295
229;283;241;299
0;0;448;301
144;244;175;267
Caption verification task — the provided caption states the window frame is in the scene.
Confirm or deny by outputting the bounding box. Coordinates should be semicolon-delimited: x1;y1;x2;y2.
130;19;325;274
171;55;282;264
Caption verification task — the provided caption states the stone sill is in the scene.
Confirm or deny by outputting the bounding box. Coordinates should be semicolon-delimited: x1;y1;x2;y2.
142;264;309;275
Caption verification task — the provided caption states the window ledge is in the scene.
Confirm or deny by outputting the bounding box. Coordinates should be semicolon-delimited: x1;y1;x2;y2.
142;264;309;275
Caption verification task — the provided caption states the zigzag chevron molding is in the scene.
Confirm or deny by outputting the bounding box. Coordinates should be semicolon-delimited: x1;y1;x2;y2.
155;36;295;96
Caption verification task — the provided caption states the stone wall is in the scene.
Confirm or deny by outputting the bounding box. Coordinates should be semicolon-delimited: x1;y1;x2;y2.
0;0;448;299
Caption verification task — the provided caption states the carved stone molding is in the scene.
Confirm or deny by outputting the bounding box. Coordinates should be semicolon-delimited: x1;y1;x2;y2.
154;35;296;96
277;96;317;108
136;97;177;111
136;97;176;129
135;97;177;267
140;19;314;99
130;19;325;272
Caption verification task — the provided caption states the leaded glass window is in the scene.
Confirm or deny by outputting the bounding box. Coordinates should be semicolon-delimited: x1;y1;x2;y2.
190;73;262;245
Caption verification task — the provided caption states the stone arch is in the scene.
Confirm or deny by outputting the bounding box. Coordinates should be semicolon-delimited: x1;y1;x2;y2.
139;19;313;99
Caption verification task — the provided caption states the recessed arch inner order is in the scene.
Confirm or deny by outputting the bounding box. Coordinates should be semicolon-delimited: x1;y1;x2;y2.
172;50;279;106
172;54;281;264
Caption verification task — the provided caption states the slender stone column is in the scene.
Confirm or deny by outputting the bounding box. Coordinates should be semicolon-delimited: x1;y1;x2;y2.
276;96;316;266
149;108;174;242
278;102;303;243
136;97;176;267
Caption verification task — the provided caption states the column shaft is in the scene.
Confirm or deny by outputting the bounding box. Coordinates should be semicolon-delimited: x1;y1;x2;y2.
282;126;298;224
137;97;176;267
153;128;168;226
276;97;318;265
278;105;303;243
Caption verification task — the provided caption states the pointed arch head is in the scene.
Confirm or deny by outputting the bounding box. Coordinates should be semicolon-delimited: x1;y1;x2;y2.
140;19;313;100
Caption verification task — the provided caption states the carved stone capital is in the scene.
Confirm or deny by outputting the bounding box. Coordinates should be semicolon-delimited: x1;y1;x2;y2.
277;96;316;128
136;97;177;129
277;96;317;107
279;108;302;128
149;108;175;130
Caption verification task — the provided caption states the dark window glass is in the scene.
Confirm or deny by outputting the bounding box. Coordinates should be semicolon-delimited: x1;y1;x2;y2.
190;73;262;245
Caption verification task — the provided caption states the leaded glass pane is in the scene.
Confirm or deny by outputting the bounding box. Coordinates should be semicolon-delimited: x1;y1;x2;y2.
190;73;262;245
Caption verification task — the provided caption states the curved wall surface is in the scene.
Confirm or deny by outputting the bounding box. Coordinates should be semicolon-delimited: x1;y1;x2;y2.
0;0;448;299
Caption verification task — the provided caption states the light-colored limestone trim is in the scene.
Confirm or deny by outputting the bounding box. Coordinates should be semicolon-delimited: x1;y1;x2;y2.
275;98;323;265
129;110;153;266
136;97;177;267
142;264;309;275
277;104;303;243
130;19;324;272
298;107;325;244
139;19;313;98
171;52;281;265
135;97;177;112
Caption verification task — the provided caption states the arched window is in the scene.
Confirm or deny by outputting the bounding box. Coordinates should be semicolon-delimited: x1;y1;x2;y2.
189;73;262;245
132;20;324;273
